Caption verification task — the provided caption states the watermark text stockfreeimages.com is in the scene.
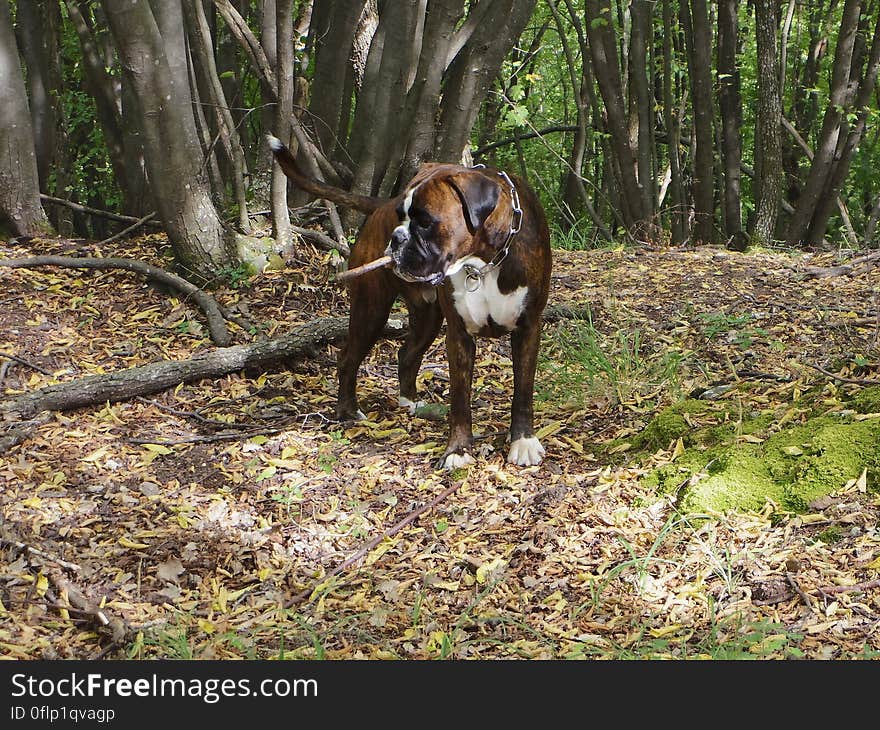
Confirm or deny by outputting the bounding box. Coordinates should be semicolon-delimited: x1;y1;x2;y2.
10;672;318;705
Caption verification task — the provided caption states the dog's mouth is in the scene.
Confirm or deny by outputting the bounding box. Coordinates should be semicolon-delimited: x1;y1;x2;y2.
392;267;446;286
386;244;447;286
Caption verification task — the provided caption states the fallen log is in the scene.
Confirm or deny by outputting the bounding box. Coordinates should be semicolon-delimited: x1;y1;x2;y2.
0;303;587;427
0;316;405;422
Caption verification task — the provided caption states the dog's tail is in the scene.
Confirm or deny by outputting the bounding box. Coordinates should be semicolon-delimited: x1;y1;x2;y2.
266;135;385;214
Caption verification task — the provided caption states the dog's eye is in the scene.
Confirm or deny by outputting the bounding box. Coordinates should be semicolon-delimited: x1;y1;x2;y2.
412;213;434;232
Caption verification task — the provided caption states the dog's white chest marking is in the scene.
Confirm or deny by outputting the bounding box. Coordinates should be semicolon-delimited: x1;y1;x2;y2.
448;256;528;335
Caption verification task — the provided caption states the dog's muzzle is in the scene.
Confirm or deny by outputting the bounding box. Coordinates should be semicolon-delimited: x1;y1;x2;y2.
385;227;446;286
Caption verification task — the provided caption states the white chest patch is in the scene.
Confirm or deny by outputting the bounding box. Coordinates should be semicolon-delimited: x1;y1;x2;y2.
448;256;528;335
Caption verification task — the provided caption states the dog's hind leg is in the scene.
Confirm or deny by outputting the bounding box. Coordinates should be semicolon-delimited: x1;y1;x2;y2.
397;296;444;413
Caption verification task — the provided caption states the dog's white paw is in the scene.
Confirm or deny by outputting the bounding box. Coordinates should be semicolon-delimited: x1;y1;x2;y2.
443;451;475;470
398;397;424;415
507;436;545;466
355;409;367;421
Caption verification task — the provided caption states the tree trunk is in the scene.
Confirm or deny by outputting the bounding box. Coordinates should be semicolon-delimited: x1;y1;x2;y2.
752;0;784;246
64;1;151;218
629;0;656;227
0;0;51;237
717;0;744;250
15;1;72;234
806;12;880;246
785;0;862;248
661;0;685;245
347;2;424;197
306;0;367;160
681;0;714;244
397;0;465;185
101;0;243;283
584;0;647;232
271;0;295;251
185;0;252;233
14;1;55;193
435;0;536;163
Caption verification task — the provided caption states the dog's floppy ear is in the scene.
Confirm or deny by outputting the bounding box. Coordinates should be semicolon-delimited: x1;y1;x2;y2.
448;172;500;234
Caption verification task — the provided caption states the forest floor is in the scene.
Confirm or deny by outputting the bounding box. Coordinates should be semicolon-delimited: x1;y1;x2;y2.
1;233;879;660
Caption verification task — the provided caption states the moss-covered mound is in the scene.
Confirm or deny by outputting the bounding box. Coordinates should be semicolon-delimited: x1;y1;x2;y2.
636;388;880;514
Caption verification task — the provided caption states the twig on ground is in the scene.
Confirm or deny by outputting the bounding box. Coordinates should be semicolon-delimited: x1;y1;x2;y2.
0;352;54;375
46;567;110;626
802;361;880;386
125;428;284;445
283;479;465;609
0;537;82;572
786;571;814;613
134;396;258;429
818;578;880;595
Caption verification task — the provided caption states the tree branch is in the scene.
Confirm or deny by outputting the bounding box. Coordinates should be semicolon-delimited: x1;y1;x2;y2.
39;195;161;227
0;255;231;347
472;124;580;158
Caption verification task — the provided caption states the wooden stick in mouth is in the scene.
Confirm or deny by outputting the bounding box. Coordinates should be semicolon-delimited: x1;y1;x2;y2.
335;254;393;282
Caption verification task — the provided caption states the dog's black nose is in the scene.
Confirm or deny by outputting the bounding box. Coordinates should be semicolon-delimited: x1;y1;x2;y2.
390;226;410;249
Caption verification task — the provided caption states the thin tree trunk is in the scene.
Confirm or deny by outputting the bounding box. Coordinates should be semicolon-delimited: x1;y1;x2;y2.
396;0;465;186
786;0;862;247
0;0;51;237
16;1;72;234
65;0;152;217
806;11;880;246
718;0;745;250
306;0;367;159
271;0;295;252
681;0;715;244
662;0;685;245
629;0;655;226
101;0;241;282
185;0;252;233
435;0;537;163
584;0;647;231
752;0;784;246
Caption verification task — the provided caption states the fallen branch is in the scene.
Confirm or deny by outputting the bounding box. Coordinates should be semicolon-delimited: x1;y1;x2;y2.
802;361;880;386
801;250;880;279
284;479;465;609
0;352;53;375
46;567;126;643
0;415;50;453
0;316;406;422
97;212;157;245
0;255;231;347
39;195;161;227
0;536;82;572
818;578;880;595
335;255;393;282
293;226;350;258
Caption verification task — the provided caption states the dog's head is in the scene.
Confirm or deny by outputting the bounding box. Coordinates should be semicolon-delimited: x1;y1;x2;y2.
385;165;505;285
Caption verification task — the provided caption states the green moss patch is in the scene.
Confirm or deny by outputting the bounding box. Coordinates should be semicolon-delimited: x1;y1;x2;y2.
643;411;880;514
851;386;880;414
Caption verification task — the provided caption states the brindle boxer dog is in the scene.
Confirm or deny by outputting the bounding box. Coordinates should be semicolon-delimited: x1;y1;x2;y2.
268;136;551;469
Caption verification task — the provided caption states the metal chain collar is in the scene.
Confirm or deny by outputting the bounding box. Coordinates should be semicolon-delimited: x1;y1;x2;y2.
462;167;523;292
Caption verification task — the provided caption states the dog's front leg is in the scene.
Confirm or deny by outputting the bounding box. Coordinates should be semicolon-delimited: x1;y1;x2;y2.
506;322;545;466
438;322;476;470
